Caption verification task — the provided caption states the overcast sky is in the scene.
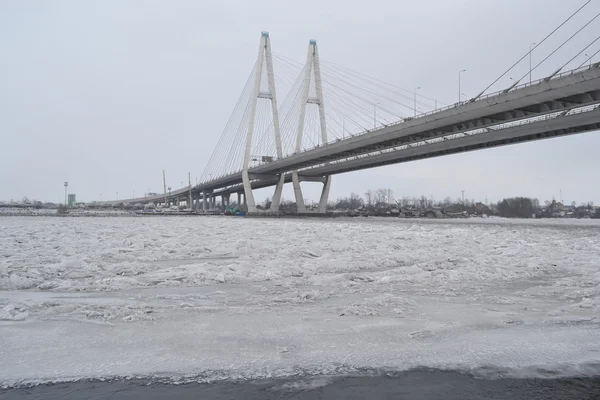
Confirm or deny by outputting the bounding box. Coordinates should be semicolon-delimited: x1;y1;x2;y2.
1;0;599;205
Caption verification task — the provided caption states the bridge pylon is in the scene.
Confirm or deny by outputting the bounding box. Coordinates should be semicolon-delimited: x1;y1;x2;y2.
241;31;285;214
292;39;331;213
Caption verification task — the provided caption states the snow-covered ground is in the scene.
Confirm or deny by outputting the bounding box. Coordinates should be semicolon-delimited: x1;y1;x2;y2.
1;216;599;386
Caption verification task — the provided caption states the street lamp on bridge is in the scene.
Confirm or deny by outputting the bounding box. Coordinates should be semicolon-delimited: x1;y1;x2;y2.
458;69;466;103
413;87;420;117
529;42;536;83
373;102;380;129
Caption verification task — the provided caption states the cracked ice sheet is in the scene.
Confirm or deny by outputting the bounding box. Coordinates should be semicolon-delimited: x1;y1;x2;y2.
1;216;600;386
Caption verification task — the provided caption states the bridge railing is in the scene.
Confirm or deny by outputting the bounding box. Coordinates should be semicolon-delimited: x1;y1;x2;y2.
477;64;597;102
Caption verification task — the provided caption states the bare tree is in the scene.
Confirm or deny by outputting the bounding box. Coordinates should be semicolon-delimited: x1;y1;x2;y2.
374;189;387;208
364;190;373;209
386;189;394;208
349;192;364;209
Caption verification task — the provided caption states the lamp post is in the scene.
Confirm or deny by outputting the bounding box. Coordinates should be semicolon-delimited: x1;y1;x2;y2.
373;103;378;128
372;102;382;128
458;69;466;102
64;182;68;207
529;42;536;83
414;87;420;117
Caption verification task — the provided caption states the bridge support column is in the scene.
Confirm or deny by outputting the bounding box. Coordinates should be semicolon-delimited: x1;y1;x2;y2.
237;192;241;207
291;39;331;214
292;171;306;213
269;175;285;212
202;192;208;211
318;175;331;213
241;32;284;214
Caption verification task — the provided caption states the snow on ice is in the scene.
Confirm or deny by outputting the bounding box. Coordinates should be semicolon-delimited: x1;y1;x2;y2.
0;216;599;386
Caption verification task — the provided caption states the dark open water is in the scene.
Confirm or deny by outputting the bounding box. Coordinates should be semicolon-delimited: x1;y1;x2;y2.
2;370;600;400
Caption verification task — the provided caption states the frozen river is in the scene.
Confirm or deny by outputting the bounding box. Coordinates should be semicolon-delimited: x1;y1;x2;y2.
1;216;599;388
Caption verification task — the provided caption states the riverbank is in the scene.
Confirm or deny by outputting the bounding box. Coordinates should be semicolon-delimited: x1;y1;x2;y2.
2;370;600;400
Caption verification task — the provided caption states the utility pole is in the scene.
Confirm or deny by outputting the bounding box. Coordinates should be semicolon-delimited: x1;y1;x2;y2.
163;170;167;206
461;190;465;211
560;188;563;204
188;172;192;210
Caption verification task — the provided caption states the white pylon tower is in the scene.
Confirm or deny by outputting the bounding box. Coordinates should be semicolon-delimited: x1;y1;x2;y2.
241;31;285;214
292;39;331;213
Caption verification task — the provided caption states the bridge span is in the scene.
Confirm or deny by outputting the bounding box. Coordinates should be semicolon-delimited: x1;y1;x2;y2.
106;64;600;210
98;32;600;212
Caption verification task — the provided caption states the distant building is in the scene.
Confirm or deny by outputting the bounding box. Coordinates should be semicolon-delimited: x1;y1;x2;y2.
68;194;76;207
473;202;491;215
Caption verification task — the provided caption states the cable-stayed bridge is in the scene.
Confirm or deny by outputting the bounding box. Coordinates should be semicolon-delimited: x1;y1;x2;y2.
102;26;600;213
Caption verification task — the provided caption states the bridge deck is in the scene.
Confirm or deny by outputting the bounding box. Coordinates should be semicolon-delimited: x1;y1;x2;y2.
101;65;600;205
